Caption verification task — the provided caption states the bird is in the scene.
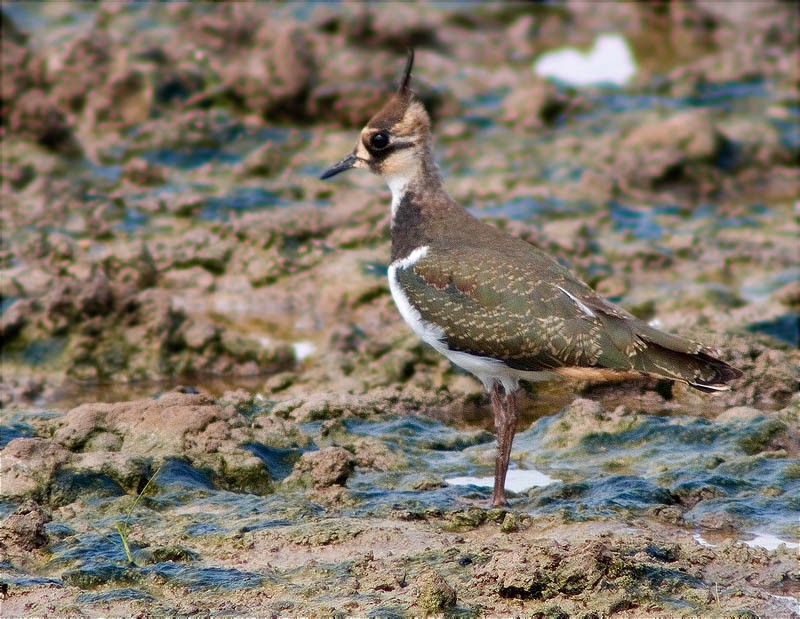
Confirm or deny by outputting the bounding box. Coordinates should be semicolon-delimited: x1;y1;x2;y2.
320;49;742;507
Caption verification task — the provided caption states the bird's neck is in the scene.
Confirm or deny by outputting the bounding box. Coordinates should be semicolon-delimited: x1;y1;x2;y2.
387;149;443;216
387;150;463;262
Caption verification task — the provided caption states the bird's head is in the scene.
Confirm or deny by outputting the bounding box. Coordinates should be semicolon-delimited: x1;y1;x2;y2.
320;49;432;186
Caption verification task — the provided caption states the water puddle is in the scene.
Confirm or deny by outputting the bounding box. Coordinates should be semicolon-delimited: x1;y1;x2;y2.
77;588;157;605
447;468;560;493
141;563;267;591
31;375;271;412
1;296;20;314
693;533;715;548
113;207;150;234
291;340;316;361
4;336;68;368
535;33;636;87
742;533;799;551
470;196;592;221
200;187;284;220
746;313;800;347
142;147;242;171
740;268;800;303
608;200;665;240
7;400;794;596
694;531;798;551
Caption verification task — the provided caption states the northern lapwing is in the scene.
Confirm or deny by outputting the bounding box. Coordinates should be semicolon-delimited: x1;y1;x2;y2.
320;50;742;507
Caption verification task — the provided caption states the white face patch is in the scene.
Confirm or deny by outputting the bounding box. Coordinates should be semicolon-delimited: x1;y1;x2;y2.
380;145;418;178
354;141;371;168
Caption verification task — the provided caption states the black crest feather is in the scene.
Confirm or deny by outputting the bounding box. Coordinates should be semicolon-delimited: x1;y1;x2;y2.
398;48;415;95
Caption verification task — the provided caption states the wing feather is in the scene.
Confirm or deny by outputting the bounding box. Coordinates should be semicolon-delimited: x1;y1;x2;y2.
392;245;741;389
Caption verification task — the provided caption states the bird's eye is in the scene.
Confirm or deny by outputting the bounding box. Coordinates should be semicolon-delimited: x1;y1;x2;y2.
370;132;390;150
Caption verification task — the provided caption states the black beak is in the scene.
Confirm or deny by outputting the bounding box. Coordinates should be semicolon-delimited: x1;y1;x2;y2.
320;153;357;180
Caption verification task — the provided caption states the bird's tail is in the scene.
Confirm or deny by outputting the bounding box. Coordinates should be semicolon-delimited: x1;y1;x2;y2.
626;322;742;392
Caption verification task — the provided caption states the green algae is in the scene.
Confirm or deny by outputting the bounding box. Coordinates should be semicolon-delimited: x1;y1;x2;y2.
61;562;142;589
736;418;789;455
415;569;458;612
282;520;364;547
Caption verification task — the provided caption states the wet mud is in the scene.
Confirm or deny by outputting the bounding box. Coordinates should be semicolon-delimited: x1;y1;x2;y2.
1;2;798;616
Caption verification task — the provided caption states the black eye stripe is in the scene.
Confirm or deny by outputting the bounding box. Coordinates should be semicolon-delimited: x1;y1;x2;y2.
363;132;416;163
364;137;415;151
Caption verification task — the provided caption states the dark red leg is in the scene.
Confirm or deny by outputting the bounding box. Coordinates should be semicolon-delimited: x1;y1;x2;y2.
490;384;519;507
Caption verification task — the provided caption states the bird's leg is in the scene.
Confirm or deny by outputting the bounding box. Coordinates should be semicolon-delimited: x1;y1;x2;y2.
491;384;519;507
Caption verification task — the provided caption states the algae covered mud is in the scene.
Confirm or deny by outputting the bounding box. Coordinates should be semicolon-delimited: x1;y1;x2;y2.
1;2;798;616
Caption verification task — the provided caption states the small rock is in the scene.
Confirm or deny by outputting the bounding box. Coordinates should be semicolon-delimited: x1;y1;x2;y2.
0;438;72;498
228;26;316;122
161;266;215;292
501;78;574;130
617;110;730;189
290;446;355;488
717;406;763;422
416;570;457;613
219;388;255;413
183;318;218;350
50;28;112;114
72;452;151;494
500;511;519;533
694;510;740;531
122;158;166;186
0;298;30;344
622;111;723;161
0;499;50;552
92;67;152;129
774;279;800;309
6;89;81;155
76;269;114;317
238;132;306;178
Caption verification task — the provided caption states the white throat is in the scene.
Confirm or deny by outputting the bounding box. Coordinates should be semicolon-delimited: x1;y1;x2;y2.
386;174;411;223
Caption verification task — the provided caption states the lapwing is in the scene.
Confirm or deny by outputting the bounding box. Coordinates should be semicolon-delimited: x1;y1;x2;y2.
320;50;742;507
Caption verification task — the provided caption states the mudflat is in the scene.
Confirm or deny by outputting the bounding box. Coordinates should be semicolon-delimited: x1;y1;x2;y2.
1;3;798;616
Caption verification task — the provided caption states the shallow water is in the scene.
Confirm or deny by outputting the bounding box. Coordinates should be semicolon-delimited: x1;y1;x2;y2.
2;400;796;596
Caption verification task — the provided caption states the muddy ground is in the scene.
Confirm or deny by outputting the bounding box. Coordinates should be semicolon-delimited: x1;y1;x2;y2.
1;2;798;617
